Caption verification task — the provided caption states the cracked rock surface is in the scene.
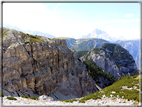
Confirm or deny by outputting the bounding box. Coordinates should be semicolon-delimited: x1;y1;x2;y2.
1;28;98;100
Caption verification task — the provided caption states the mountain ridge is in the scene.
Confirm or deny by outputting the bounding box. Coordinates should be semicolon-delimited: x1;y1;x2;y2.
80;43;139;80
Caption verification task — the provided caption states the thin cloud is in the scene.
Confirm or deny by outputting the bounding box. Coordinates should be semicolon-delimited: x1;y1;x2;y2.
124;14;134;18
53;3;61;13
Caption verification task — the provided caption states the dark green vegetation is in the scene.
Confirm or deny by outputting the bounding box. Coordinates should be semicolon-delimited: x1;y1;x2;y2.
24;41;30;44
93;48;100;54
7;97;17;100
101;43;132;61
2;29;9;38
79;75;140;103
0;93;4;97
22;95;28;98
77;50;89;58
29;34;43;43
83;59;116;82
29;97;39;100
60;99;77;103
20;31;43;44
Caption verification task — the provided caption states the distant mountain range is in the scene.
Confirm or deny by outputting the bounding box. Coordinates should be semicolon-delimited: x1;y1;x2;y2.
58;37;140;69
56;37;109;52
3;24;55;38
82;29;126;42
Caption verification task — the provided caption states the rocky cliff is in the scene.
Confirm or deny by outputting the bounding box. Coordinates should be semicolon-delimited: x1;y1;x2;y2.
80;43;138;80
1;28;98;100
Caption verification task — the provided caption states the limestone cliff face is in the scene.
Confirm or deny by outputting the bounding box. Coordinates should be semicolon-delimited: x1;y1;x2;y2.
2;28;98;100
81;43;138;80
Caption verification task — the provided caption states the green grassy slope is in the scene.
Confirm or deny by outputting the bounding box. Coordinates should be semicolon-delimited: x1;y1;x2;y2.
60;75;141;103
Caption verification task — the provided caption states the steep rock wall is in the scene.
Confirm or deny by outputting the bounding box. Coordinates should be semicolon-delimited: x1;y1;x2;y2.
2;28;98;100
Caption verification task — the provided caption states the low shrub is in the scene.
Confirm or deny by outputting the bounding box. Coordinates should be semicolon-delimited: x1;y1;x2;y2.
29;97;38;100
24;41;30;44
22;95;28;98
29;35;37;39
7;97;17;100
0;93;4;97
60;99;77;103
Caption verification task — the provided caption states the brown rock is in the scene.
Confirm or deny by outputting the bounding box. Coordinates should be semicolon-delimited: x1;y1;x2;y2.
2;28;98;99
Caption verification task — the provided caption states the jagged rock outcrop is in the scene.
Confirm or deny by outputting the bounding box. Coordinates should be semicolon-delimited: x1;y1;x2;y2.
80;43;138;80
1;28;98;100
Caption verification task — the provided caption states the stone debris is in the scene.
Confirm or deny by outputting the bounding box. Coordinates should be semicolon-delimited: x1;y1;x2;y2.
111;91;116;93
39;95;53;101
110;94;114;97
2;95;140;106
121;86;140;91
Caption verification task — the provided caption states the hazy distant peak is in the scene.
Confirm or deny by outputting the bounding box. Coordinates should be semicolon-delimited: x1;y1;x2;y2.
92;29;106;35
81;28;127;42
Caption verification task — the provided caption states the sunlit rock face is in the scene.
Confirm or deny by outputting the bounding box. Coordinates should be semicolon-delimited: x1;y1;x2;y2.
1;28;98;100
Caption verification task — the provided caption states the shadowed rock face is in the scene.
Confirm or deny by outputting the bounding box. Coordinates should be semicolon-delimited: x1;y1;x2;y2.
2;28;98;100
116;40;140;69
80;43;138;80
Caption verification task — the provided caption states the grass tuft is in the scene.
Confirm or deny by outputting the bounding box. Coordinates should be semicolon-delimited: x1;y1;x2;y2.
60;99;77;103
22;95;28;98
29;97;38;100
7;97;17;100
0;93;4;97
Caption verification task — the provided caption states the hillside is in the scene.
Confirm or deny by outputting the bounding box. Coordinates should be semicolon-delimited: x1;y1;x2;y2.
83;59;116;89
71;38;109;52
116;40;140;69
80;43;139;80
79;74;141;103
60;74;140;106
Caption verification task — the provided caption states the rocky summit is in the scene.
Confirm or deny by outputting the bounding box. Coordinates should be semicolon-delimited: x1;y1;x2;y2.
80;43;138;80
1;28;98;100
